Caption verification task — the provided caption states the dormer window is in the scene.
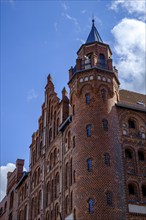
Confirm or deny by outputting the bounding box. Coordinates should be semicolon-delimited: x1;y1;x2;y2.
128;119;135;129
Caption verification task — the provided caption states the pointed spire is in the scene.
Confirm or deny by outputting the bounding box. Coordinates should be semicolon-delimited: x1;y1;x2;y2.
62;87;68;98
86;19;103;44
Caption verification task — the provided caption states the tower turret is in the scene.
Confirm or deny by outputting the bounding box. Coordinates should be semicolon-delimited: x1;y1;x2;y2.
68;20;126;220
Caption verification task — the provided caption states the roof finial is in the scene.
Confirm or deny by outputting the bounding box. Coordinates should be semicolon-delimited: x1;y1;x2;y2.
92;13;95;25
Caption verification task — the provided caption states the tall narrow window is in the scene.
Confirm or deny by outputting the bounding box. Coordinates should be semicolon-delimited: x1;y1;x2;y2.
99;53;105;68
86;125;92;137
73;170;76;183
102;119;108;131
71;191;73;210
68;131;71;149
9;191;14;209
128;184;136;196
125;149;132;159
138;151;144;161
142;185;146;197
73;105;75;115
66;162;69;188
55;172;59;198
55;203;59;219
53;111;56;138
70;158;72;185
128;119;135;129
88;199;94;213
101;89;106;102
54;148;57;165
106;192;112;206
46;211;49;220
87;159;92;172
104;153;110;166
86;93;90;104
49;128;52;145
73;136;75;148
46;181;50;206
51;179;54;201
65;196;69;214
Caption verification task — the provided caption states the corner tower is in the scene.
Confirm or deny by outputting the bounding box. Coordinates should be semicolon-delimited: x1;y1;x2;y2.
68;20;126;219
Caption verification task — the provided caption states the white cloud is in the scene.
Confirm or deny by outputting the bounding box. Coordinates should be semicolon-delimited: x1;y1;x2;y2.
0;163;16;201
75;37;85;44
27;89;38;101
111;18;146;94
64;13;81;32
110;0;146;20
54;22;58;32
61;2;69;11
81;9;86;14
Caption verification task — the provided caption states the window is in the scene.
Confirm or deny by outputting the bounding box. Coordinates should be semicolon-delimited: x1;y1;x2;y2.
88;199;94;213
68;131;71;149
71;191;73;210
99;53;106;68
46;211;50;220
106;192;112;206
9;191;14;209
53;111;56;138
86;125;92;137
57;118;60;134
24;205;27;220
128;184;137;196
55;173;59;198
138;151;144;161
51;179;54;201
86;93;90;104
142;185;146;197
104;153;110;166
55;203;59;219
128;119;135;129
49;128;52;144
73;170;76;183
87;159;92;172
4;202;7;212
65;196;69;214
46;181;50;206
73;136;75;148
101;89;106;101
54;148;57;165
38;191;42;214
66;163;69;188
70;159;72;185
125;149;132;159
102;119;108;131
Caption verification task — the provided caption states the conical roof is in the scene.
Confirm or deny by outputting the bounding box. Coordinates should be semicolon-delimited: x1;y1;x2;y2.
86;19;103;44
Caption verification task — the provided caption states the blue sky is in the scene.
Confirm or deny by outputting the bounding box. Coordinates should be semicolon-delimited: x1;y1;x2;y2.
0;0;146;199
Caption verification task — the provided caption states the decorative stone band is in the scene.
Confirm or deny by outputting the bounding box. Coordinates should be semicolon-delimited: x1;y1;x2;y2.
128;204;146;214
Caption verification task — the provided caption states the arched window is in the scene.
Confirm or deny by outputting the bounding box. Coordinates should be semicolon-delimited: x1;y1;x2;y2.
9;191;14;209
24;205;27;220
101;88;107;102
51;179;54;202
50;153;53;170
142;185;146;197
4;202;7;212
65;196;69;214
38;168;41;183
86;124;92;137
73;170;76;183
106;192;113;206
99;53;106;68
46;181;50;206
54;111;56;138
102;119;108;131
57;118;60;134
65;162;69;188
128;119;136;129
31;198;34;219
71;191;73;210
55;203;59;219
55;172;59;198
54;148;57;165
46;211;50;220
85;93;90;104
68;131;71;149
73;209;76;220
88;198;94;213
73;136;75;148
104;153;110;166
125;149;133;159
38;190;41;214
128;183;137;196
138;151;145;161
49;128;52;145
87;159;92;172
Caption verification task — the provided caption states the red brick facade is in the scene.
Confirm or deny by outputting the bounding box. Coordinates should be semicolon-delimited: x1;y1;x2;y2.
0;25;146;220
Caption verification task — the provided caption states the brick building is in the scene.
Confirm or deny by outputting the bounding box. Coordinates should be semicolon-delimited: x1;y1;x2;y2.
0;20;146;220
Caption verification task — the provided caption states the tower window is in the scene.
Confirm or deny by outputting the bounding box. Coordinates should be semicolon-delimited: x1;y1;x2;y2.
102;119;108;131
106;192;113;206
86;124;92;137
86;93;90;104
99;53;106;68
101;89;107;101
73;136;75;148
104;153;110;166
73;105;75;115
142;185;146;197
128;119;135;129
88;199;94;213
87;159;92;172
138;151;144;161
125;149;132;159
128;184;137;196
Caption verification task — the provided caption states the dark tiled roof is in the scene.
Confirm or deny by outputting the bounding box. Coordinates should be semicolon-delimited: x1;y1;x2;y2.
117;89;146;112
86;19;103;44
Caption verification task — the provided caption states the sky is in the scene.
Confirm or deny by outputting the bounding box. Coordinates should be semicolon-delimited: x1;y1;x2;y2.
0;0;146;200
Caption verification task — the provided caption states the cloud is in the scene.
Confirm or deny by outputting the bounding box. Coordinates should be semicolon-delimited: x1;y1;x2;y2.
64;13;81;32
0;163;16;201
54;22;58;32
81;9;86;14
76;38;85;44
110;0;146;20
27;89;38;101
111;18;146;94
61;1;69;11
